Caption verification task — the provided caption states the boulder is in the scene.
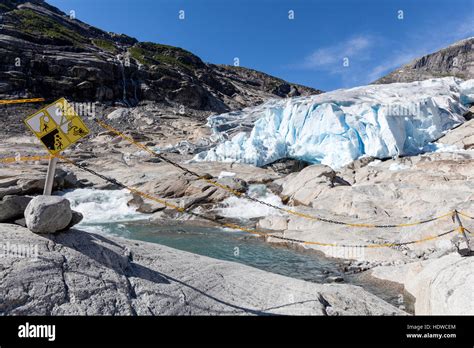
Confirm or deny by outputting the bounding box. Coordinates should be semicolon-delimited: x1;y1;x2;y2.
61;211;84;231
215;176;248;193
141;176;190;198
55;168;80;189
280;164;335;205
17;177;46;192
437;118;474;150
128;194;166;213
0;195;33;222
178;187;217;210
24;196;73;233
0;171;79;200
206;177;248;203
0;186;22;199
256;215;288;231
0;178;18;188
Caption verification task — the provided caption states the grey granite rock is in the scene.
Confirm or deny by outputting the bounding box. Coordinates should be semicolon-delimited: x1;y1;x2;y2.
0;224;404;316
0;195;32;222
374;37;473;84
24;196;72;233
0;1;320;125
61;211;83;231
371;253;474;315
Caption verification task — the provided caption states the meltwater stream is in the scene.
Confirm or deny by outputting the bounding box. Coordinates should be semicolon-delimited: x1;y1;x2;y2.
61;188;414;312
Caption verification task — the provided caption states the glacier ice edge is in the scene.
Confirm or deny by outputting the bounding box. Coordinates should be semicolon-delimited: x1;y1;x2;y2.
194;78;474;169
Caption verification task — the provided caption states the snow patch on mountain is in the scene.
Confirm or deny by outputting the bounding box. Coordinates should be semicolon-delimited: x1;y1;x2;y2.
194;77;473;169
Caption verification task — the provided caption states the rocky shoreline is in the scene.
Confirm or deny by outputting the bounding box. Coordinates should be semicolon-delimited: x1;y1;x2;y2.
0;224;404;315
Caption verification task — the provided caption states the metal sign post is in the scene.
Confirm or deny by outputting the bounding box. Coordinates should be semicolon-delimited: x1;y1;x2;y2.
43;156;58;195
454;210;472;254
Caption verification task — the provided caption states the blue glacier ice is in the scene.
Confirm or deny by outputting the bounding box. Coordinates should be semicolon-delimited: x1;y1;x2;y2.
194;77;473;169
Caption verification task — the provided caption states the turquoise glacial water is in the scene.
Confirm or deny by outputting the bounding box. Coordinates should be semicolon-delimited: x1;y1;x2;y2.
79;220;413;312
62;188;412;312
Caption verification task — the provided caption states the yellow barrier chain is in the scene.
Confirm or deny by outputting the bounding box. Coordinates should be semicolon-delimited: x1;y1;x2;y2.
1;97;469;251
0;155;52;164
0;98;45;105
54;153;466;249
458;211;474;220
94;118;459;229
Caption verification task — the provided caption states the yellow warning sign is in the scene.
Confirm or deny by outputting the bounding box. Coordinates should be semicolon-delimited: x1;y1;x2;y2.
24;98;90;155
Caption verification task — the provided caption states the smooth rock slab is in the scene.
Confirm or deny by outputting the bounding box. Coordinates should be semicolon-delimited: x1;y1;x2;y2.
0;224;404;316
279;164;335;205
24;196;72;233
257;215;288;231
371;253;474;315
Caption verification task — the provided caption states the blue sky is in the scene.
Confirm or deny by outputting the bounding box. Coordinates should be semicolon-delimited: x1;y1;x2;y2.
48;0;474;91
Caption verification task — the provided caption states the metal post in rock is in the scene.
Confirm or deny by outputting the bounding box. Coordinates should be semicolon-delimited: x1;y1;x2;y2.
453;210;472;256
43;156;58;195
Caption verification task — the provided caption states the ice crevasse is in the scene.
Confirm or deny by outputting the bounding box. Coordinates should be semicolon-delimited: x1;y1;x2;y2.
194;77;474;169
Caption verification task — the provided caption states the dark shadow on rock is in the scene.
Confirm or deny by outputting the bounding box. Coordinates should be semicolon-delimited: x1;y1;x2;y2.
44;229;170;285
458;249;474;257
152;270;279;316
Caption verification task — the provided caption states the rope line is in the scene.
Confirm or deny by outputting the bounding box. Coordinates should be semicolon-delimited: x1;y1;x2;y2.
54;154;462;249
4;99;468;250
458;211;474;220
0;98;45;105
94;118;459;229
0;155;52;164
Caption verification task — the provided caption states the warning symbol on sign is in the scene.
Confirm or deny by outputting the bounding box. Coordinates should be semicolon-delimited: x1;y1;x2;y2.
24;98;90;155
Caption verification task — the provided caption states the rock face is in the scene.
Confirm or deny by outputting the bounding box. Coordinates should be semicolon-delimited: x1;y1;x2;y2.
374;37;474;84
256;215;288;231
261;147;473;268
24;195;73;233
278;164;336;206
128;194;165;214
371;253;474;315
0;195;32;222
0;224;404;315
0;171;81;200
262;158;311;175
273;149;473;223
437;118;474;149
0;0;320;116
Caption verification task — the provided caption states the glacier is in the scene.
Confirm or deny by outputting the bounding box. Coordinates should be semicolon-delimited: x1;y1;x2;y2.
194;77;474;169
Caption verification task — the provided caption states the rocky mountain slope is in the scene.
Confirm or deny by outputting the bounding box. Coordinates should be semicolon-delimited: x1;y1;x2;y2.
0;0;320;114
374;37;474;84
